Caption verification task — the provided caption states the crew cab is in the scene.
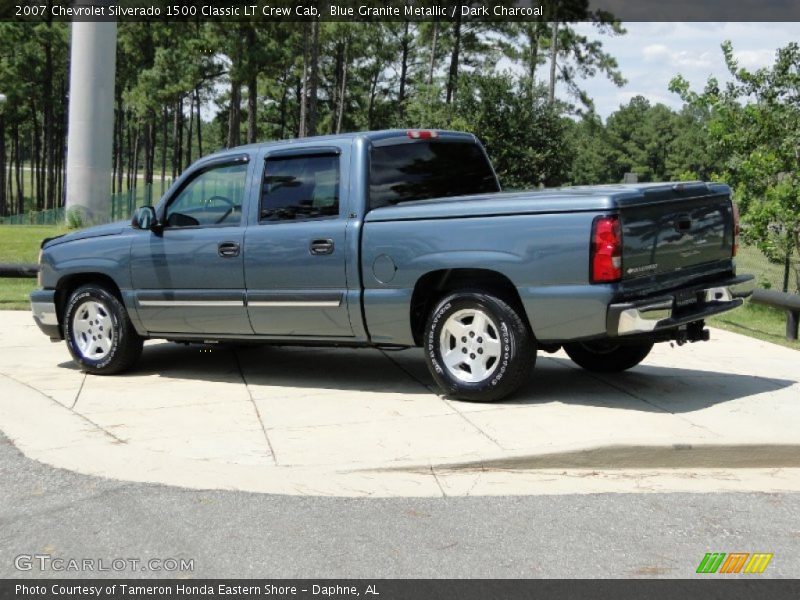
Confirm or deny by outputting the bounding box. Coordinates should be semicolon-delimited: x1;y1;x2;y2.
31;130;752;402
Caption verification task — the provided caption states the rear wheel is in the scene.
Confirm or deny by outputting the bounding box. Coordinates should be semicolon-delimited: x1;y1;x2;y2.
63;284;143;374
423;291;534;402
563;340;653;372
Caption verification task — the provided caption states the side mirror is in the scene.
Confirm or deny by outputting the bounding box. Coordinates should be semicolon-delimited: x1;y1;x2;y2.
131;206;159;231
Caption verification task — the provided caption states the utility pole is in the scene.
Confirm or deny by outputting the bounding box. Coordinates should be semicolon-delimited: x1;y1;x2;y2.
64;18;117;225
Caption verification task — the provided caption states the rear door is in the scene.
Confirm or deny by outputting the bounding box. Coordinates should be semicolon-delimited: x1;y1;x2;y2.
243;144;353;338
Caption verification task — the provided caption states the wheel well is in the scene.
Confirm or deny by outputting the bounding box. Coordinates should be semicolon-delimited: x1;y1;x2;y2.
409;268;531;345
55;273;123;322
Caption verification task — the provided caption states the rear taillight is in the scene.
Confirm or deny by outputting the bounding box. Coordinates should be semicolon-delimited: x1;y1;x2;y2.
731;200;740;257
591;215;622;283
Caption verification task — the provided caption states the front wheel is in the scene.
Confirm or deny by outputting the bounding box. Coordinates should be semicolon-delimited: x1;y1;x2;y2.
424;291;535;403
63;284;143;374
563;340;653;373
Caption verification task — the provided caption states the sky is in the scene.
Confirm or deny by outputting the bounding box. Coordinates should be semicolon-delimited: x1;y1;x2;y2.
564;22;800;119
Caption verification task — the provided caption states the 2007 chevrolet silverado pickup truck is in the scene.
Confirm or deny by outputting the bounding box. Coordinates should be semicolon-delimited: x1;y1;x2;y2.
31;129;752;402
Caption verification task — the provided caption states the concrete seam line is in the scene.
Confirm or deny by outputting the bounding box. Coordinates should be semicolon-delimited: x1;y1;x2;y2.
70;372;87;410
378;349;506;451
584;369;672;414
0;370;125;444
378;349;438;394
592;373;724;438
430;465;447;498
231;349;278;466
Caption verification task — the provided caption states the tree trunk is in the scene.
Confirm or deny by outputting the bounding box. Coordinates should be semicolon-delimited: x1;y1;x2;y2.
30;128;35;210
161;105;168;193
247;73;257;144
398;21;410;118
131;124;141;194
7;143;13;210
186;94;194;169
14;124;24;214
368;69;380;130
58;76;67;207
307;20;320;137
548;20;559;104
43;20;55;210
195;87;203;157
428;20;439;85
145;112;155;186
446;13;462;105
0;114;6;216
172;97;183;180
336;38;349;134
30;103;41;210
528;24;540;97
228;79;241;148
330;41;344;135
299;22;309;138
5;126;13;215
126;118;134;190
177;100;184;175
111;107;118;195
278;73;290;139
116;98;124;194
246;27;258;144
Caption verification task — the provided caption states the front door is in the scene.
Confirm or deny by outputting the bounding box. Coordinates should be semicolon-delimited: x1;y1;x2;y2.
243;147;353;337
130;157;253;335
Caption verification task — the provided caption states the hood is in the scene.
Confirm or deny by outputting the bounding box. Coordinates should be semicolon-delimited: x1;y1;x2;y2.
43;220;131;248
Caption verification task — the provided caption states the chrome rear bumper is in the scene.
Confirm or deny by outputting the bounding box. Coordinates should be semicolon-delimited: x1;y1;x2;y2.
607;275;753;336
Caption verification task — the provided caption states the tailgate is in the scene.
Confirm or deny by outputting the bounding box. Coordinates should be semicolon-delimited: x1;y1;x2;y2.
619;183;734;281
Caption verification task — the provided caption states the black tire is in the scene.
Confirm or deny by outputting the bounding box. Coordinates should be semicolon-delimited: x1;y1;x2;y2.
423;291;535;402
563;340;653;373
63;284;143;374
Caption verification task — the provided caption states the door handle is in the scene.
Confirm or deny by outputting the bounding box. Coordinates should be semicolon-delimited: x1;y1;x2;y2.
309;239;334;255
218;241;240;258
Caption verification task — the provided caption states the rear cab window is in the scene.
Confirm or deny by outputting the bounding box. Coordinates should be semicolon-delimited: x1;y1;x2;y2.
368;139;500;211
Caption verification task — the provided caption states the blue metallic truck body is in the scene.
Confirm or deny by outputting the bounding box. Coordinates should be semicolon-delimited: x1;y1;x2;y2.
31;130;749;351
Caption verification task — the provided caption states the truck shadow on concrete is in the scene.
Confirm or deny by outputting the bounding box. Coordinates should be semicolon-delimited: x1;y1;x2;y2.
71;341;796;416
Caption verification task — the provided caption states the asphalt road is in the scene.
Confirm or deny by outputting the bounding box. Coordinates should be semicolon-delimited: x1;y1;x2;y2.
1;433;798;579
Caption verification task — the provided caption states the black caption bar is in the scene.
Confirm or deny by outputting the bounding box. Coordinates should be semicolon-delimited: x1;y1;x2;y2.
3;580;800;600
2;0;800;22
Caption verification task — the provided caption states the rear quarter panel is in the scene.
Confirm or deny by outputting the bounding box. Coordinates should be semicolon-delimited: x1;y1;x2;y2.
361;211;614;345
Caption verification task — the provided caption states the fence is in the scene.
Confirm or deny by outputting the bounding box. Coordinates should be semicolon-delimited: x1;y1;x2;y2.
0;207;65;226
0;179;172;226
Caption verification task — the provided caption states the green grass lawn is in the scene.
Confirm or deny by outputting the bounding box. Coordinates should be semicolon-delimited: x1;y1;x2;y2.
1;225;798;350
735;244;799;292
0;225;66;310
709;301;800;351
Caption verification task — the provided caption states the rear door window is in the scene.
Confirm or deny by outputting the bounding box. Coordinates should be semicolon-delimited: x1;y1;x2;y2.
260;153;340;222
369;141;499;210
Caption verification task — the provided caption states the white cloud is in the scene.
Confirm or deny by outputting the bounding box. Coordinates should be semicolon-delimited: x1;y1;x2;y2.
643;43;712;68
568;22;800;118
643;44;670;61
616;90;674;106
733;49;776;69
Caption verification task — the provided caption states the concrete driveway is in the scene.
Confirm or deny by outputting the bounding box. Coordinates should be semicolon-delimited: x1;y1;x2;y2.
0;310;798;497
